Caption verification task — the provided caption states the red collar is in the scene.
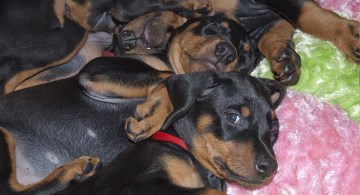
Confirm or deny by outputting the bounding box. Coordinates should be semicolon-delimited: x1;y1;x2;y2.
152;131;189;151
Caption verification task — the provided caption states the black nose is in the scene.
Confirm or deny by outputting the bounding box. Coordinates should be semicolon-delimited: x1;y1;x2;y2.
116;30;136;51
255;155;278;178
215;42;236;64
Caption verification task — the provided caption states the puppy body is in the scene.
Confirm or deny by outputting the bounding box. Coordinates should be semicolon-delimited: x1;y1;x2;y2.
0;59;285;193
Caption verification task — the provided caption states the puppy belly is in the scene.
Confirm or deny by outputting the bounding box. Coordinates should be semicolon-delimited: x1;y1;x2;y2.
15;145;68;185
15;148;52;185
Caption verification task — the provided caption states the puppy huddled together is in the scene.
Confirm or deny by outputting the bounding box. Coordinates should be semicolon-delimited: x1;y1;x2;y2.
0;0;359;194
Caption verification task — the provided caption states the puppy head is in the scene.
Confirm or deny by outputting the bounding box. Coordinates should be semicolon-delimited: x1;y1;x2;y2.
112;11;187;56
162;71;286;188
168;16;257;74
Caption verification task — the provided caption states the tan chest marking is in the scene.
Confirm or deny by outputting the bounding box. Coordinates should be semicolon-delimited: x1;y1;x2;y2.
162;155;205;188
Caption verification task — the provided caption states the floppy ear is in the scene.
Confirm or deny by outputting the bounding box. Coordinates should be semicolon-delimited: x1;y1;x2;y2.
258;78;287;109
161;71;218;130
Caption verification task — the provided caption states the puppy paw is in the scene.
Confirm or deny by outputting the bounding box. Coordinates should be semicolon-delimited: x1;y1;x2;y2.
56;156;102;185
333;20;360;64
270;42;301;85
125;86;173;142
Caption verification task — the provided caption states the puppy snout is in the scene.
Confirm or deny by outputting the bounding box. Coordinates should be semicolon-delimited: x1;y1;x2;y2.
255;156;278;178
216;42;236;64
117;30;136;51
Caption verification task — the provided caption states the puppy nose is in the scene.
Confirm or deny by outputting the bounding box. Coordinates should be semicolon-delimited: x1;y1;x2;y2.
117;30;136;51
255;156;278;178
215;42;236;64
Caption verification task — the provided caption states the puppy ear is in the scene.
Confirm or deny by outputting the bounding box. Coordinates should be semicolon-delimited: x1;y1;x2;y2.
258;78;286;109
161;71;218;130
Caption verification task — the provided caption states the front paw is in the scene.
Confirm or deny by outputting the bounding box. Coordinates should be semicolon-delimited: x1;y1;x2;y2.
270;43;301;85
125;117;163;142
125;86;173;142
57;156;102;185
333;20;360;63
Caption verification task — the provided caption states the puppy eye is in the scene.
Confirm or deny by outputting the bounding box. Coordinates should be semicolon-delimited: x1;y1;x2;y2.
227;113;240;124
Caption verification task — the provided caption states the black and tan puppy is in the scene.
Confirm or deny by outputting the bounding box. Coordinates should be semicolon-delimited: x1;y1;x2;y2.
0;0;211;94
203;0;360;85
0;56;286;193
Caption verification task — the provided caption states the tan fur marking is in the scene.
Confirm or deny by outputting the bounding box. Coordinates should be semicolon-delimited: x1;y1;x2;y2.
57;157;100;184
197;114;213;132
298;1;343;42
7;33;88;93
208;0;238;21
168;22;200;74
258;20;294;61
243;43;251;52
158;72;173;80
220;22;229;29
0;127;99;192
126;85;174;141
53;0;66;28
5;68;44;94
134;55;171;71
83;78;149;98
192;133;272;188
178;0;212;17
270;111;276;121
162;155;205;188
64;0;92;30
241;106;251;118
0;127;24;191
53;0;92;30
14;38;102;90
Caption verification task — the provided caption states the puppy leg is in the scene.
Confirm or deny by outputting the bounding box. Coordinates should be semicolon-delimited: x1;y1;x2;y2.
269;0;360;64
296;0;360;64
125;84;173;142
258;19;301;85
14;32;112;91
0;127;101;194
79;57;172;100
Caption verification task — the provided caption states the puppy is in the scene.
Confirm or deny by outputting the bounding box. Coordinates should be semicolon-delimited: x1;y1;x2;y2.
0;0;212;94
0;59;286;193
204;0;360;85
